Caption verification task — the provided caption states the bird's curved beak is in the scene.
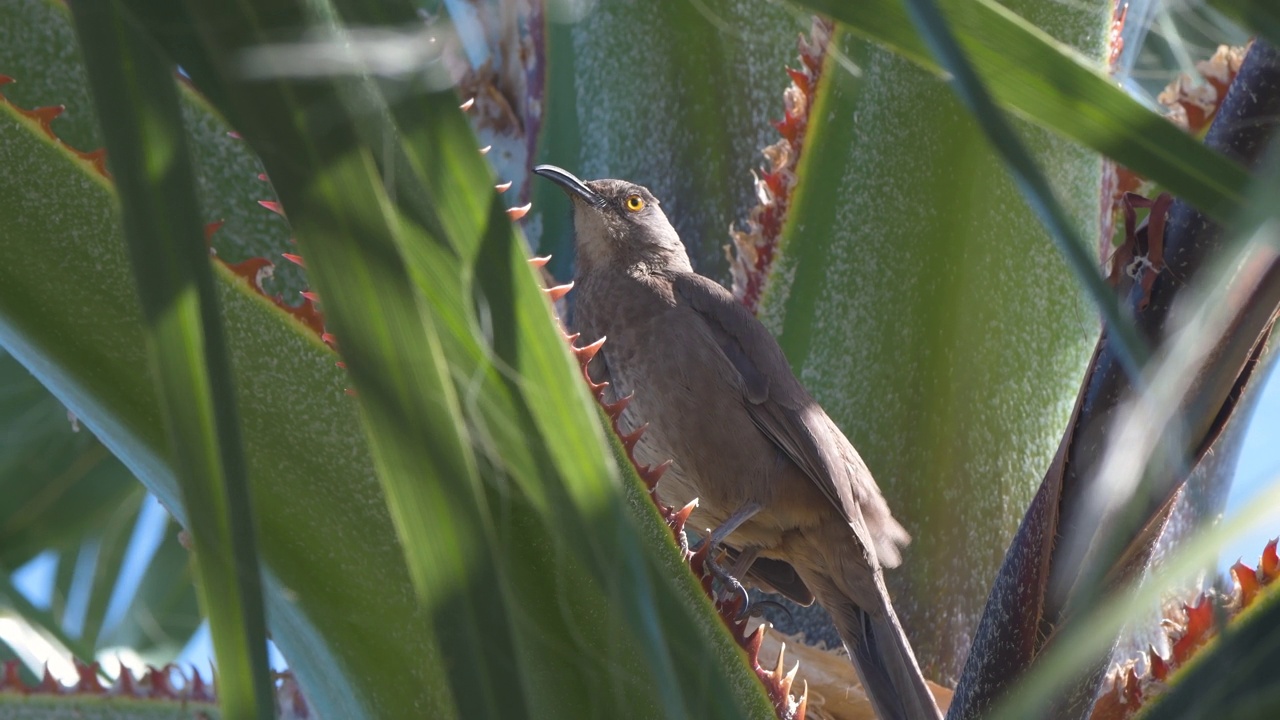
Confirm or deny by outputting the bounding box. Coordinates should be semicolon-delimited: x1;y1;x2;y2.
533;164;605;207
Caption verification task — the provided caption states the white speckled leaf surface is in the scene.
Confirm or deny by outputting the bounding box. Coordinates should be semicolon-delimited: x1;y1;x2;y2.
760;3;1108;682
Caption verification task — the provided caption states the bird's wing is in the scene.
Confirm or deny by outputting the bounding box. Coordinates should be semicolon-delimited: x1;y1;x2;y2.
672;273;862;525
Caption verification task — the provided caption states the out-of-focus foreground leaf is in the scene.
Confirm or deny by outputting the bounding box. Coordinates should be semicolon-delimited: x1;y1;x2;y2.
794;0;1251;222
68;1;274;715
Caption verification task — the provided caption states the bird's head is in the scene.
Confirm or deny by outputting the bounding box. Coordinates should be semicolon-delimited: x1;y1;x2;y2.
534;165;691;275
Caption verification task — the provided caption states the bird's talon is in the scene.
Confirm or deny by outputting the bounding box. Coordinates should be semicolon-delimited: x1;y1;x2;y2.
740;598;792;622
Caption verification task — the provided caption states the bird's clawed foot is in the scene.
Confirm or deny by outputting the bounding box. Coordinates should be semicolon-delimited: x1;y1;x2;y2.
694;502;768;619
701;549;751;615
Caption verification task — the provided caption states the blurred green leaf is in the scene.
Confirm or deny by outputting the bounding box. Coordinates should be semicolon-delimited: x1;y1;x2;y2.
898;0;1147;375
0;352;139;570
100;522;201;660
0;569;97;665
794;0;1252;223
51;550;75;626
1211;0;1280;50
79;488;144;646
68;2;274;716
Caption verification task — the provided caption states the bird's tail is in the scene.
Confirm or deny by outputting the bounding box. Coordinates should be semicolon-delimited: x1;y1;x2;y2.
804;569;942;720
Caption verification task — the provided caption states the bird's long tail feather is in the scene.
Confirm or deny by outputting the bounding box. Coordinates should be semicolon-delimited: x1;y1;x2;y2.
806;569;942;720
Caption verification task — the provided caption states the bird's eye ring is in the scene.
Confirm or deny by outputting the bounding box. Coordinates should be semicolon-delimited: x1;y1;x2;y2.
625;194;646;212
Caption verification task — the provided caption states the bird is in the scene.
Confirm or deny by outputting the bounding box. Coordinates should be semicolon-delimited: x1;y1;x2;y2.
534;165;941;720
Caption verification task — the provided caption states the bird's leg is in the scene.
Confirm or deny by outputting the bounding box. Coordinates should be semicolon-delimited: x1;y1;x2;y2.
697;502;763;617
728;545;760;579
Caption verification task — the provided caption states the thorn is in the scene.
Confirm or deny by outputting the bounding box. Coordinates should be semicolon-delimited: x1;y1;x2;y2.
258;200;286;216
796;681;808;720
672;498;698;529
745;624;766;663
79;148;109;177
321;332;337;346
1262;538;1279;582
344;388;357;396
601;391;632;416
782;659;800;697
545;281;573;302
257;173;269;181
529;255;551;268
479;144;492;155
563;331;580;344
459;97;475;111
506;203;531;220
1233;561;1260;607
573;336;606;363
39;665;60;693
114;664;136;695
282;253;305;268
22;105;64;139
300;290;319;302
786;66;810;95
203;220;225;243
773;643;787;679
1149;647;1168;681
620;423;647;453
227;130;242;139
495;181;513;193
336;361;346;369
639;459;672;490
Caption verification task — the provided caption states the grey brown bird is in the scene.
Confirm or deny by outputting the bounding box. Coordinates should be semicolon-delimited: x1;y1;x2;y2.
534;165;941;720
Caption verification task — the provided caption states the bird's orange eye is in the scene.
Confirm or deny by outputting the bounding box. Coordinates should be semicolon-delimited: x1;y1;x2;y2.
625;194;646;212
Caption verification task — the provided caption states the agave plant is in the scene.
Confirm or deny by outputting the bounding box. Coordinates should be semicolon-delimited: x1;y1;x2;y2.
2;0;1279;718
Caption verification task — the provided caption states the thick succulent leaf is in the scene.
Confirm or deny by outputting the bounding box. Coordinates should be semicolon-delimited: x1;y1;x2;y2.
899;0;1147;374
532;0;805;280
0;4;293;663
792;0;1252;223
759;5;1106;681
0;46;432;720
1131;572;1280;719
67;3;275;715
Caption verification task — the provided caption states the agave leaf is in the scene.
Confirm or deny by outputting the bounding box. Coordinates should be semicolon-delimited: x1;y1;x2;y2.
1133;555;1280;719
760;1;1106;679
